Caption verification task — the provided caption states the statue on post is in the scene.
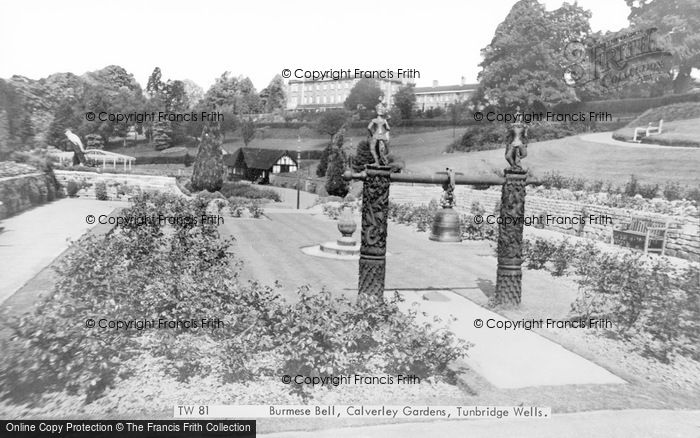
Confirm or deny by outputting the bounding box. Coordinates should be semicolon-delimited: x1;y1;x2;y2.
367;98;390;166
65;129;87;166
504;108;528;171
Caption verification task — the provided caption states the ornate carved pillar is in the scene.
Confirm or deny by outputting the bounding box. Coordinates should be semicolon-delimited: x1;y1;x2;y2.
358;165;392;298
494;169;527;305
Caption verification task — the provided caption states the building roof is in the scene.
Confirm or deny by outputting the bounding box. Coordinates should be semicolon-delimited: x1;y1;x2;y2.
224;147;295;170
413;84;479;94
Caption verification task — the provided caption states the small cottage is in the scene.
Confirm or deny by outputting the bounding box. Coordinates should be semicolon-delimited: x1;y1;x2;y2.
224;147;298;183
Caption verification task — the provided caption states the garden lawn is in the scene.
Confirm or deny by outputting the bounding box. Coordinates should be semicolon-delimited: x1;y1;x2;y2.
613;118;700;147
399;133;700;187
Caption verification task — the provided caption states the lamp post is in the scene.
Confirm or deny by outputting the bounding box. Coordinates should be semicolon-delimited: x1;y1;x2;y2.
296;137;301;210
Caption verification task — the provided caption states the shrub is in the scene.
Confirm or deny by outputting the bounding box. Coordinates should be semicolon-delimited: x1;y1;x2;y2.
325;149;349;198
220;182;281;202
662;181;683;201
66;180;80;197
524;236;699;362
94;181;109;200
636;183;659;199
183;152;194;167
247;200;264;218
0;192;473;403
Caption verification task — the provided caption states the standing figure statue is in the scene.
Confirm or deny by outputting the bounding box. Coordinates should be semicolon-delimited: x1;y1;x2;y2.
504;108;528;171
367;98;390;166
65;129;87;166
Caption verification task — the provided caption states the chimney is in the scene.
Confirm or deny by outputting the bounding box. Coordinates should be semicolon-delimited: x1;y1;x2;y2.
461;76;465;86
432;80;438;88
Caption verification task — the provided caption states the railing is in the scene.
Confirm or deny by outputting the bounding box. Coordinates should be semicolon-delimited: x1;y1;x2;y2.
50;149;135;170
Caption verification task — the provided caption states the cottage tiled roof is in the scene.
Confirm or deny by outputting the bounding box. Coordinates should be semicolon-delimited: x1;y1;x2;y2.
224;147;293;170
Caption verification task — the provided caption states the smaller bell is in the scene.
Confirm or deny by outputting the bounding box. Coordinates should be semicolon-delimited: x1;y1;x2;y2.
429;206;462;242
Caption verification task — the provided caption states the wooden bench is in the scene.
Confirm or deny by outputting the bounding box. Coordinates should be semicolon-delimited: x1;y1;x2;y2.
633;119;663;142
612;217;671;255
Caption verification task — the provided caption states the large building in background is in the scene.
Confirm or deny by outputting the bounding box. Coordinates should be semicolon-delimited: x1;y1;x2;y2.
285;77;404;111
414;78;478;111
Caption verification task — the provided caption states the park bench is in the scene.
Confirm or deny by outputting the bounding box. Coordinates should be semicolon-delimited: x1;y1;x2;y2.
632;119;663;142
612;216;671;255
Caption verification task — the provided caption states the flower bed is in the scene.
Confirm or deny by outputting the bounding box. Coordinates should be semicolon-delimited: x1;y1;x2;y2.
0;161;41;178
0;193;468;406
523;236;700;362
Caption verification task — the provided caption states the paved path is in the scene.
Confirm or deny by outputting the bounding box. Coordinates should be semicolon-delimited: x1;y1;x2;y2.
0;198;126;305
261;409;700;438
396;290;625;388
579;132;694;150
223;210;625;388
264;185;319;209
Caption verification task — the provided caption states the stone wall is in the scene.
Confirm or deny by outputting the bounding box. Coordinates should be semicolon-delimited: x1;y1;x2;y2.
390;183;700;262
0;172;59;219
54;170;184;200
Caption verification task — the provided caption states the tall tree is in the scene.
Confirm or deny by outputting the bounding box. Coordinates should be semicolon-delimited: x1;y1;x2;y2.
344;79;383;115
476;0;591;110
393;84;416;119
204;72;239;111
240;118;256;146
191;121;224;192
626;0;700;93
325;147;349;198
146;67;164;99
260;74;287;112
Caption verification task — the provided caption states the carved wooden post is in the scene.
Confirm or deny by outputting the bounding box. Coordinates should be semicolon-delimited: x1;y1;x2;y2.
358;165;392;298
494;169;527;305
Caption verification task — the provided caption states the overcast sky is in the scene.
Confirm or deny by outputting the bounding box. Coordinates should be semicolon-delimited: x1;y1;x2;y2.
0;0;630;91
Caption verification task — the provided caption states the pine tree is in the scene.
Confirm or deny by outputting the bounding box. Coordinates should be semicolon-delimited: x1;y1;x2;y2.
191;122;224;192
316;143;333;177
325;148;349;198
152;119;173;150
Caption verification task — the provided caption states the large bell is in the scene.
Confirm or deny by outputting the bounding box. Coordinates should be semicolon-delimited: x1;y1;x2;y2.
429;206;462;242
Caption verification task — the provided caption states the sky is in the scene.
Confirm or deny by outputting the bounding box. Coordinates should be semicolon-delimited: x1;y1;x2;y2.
0;0;631;92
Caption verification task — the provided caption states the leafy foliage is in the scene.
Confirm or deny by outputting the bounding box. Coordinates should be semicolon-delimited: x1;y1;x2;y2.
191;123;224;192
393;84;416;120
523;236;700;362
0;193;470;402
475;0;592;110
324;148;349;198
344;79;383;116
220;182;281;201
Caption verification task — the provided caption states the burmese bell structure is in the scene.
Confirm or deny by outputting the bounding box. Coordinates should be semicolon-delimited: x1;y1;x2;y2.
429;169;462;242
429;205;462;242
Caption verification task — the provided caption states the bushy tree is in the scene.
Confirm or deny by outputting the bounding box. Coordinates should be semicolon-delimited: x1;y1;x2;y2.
260;74;286;112
240;118;256;146
393;84;416;119
325;148;349;197
191;122;224;192
626;0;700;94
47;99;81;149
344;79;383;116
316;110;349;142
0;109;11;158
476;0;591;110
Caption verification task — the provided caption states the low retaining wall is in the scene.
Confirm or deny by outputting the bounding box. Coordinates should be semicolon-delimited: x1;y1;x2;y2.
0;172;59;219
390;184;700;262
54;170;183;199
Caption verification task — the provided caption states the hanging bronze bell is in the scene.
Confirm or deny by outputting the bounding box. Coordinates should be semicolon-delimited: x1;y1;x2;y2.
429;206;462;242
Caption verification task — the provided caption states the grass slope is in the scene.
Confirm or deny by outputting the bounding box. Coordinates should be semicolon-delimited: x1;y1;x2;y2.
613;102;700;147
399;134;700;187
